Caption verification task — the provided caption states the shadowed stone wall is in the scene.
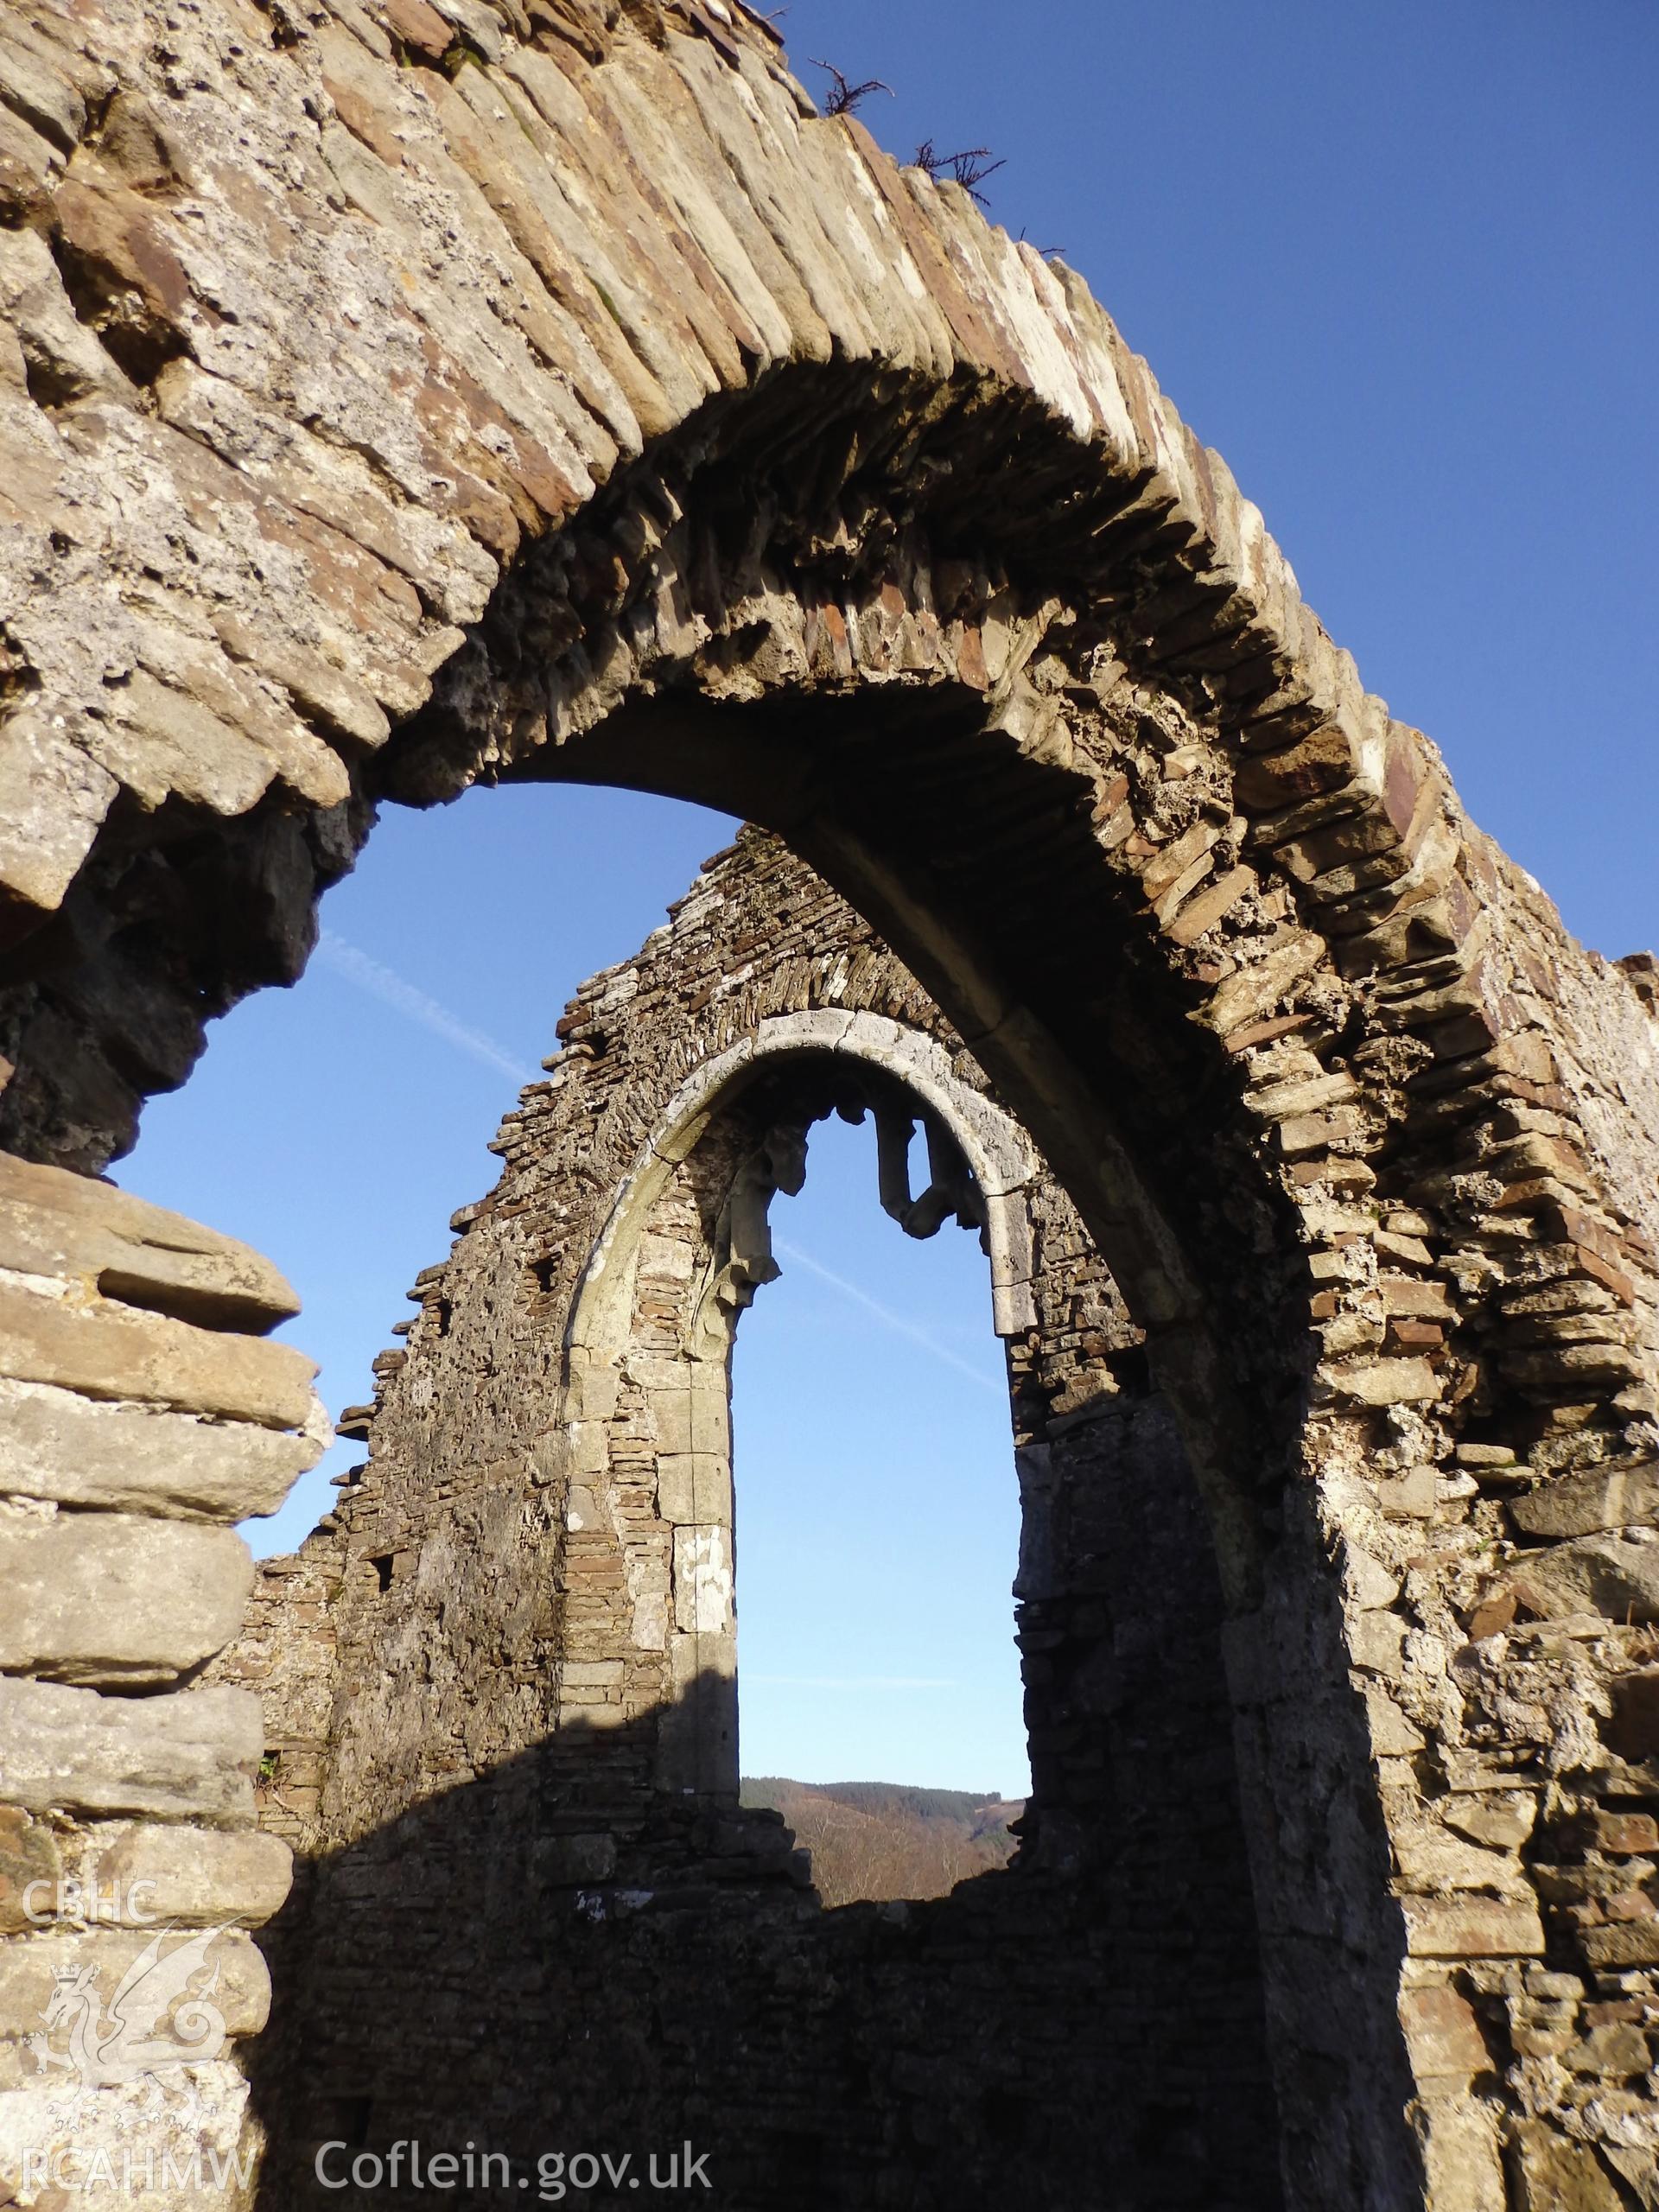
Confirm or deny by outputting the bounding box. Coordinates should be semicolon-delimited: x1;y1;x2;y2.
0;1160;323;2201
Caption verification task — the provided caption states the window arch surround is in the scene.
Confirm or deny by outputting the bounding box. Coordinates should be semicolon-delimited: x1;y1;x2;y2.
560;1012;1042;1798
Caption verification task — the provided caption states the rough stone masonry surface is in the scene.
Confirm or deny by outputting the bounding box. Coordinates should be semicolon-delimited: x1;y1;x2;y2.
0;0;1655;2206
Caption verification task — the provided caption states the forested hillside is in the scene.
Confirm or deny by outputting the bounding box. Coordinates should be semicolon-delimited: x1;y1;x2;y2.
742;1777;1022;1905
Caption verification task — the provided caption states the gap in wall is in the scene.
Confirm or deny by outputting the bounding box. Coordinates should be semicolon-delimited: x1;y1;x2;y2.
732;1109;1028;1902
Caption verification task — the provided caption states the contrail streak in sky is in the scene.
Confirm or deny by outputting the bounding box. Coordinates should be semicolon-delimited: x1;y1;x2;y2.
773;1238;1003;1395
316;930;538;1087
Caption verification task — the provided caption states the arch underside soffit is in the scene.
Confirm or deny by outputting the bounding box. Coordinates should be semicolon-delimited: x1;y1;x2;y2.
0;1;1657;2206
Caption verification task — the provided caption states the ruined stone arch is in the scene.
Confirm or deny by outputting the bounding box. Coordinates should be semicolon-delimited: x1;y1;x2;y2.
557;1007;1043;1796
567;1005;1043;1353
0;3;1657;2208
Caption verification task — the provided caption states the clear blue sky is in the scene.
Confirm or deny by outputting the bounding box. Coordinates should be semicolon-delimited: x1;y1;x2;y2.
119;0;1656;1797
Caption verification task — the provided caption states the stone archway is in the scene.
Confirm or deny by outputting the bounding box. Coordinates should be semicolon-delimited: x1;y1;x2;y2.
0;3;1656;2207
556;1009;1043;1798
221;830;1285;2209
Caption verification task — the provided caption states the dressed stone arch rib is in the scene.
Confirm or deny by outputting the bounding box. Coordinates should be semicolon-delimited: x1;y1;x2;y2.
0;3;1655;2209
570;1007;1042;1347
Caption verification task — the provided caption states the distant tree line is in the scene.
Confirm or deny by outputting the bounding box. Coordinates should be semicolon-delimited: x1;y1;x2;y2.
742;1777;1022;1907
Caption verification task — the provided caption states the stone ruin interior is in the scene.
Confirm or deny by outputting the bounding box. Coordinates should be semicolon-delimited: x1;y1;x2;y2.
1;1;1658;2208
218;828;1282;2209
